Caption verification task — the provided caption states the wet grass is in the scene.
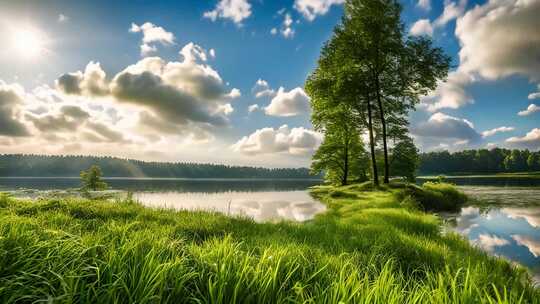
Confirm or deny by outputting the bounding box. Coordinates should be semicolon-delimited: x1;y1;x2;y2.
0;185;538;303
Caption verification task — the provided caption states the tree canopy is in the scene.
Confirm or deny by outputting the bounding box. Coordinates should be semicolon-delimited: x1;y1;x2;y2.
305;0;450;185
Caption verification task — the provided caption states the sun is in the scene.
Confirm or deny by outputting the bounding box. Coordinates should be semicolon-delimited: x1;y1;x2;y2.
10;27;47;58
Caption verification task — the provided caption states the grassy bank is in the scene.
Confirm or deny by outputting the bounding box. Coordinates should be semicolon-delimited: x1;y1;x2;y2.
0;184;538;303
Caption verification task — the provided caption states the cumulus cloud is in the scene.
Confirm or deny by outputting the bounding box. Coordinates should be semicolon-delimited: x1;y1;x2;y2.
417;0;431;11
410;19;433;36
505;128;540;149
518;104;540;116
204;0;252;25
410;0;466;36
434;0;467;28
25;105;89;133
457;0;540;82
421;71;474;111
56;61;109;96
55;42;239;141
0;82;30;137
264;87;310;117
130;22;175;56
419;1;540;112
294;0;344;21
252;79;276;98
411;112;481;144
481;126;514;138
232;125;322;155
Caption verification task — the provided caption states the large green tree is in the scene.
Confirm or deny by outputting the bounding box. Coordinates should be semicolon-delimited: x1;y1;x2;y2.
319;0;450;184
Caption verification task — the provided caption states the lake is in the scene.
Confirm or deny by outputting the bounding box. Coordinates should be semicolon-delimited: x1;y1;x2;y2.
0;177;325;222
1;176;539;282
421;177;540;285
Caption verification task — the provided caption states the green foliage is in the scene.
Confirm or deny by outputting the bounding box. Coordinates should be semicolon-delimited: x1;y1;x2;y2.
0;154;317;179
389;137;419;182
419;148;540;174
0;185;538;302
80;165;108;191
311;123;369;185
306;0;450;185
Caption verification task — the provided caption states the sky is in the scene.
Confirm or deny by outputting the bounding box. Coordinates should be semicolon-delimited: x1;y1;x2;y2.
0;0;538;167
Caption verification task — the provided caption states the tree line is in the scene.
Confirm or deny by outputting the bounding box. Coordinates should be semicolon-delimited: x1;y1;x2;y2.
419;149;540;175
0;154;317;179
307;0;450;185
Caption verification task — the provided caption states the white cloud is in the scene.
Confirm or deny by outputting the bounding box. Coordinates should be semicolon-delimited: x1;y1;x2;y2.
410;0;467;36
264;87;310;117
512;235;540;257
130;22;175;56
505;128;540;149
232;125;322;155
270;28;278;35
481;126;514;138
417;0;431;11
55;42;239;141
475;234;510;252
56;61;109;96
281;13;295;39
294;0;344;21
410;19;434;36
252;78;276;98
0;81;30;137
248;104;259;113
434;0;467;28
421;71;473;111
457;0;540;82
204;0;252;25
518;104;540;116
421;0;540;111
57;14;69;23
529;92;540;100
140;44;157;56
411;112;481;144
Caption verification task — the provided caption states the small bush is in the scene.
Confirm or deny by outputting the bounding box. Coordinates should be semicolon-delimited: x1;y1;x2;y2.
396;182;467;212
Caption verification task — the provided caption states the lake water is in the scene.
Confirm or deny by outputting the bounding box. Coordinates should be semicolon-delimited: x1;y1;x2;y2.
0;177;324;222
1;176;539;282
426;178;540;285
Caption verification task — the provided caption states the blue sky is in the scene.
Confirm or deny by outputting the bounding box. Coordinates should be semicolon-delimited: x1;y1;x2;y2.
0;0;538;167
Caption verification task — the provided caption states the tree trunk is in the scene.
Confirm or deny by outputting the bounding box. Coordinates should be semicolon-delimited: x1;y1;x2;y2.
342;139;349;186
375;78;390;184
366;98;379;186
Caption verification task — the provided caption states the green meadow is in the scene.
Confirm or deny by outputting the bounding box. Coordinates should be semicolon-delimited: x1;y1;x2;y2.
0;183;538;303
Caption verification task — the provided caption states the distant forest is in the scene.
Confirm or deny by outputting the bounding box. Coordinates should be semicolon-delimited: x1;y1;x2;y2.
419;148;540;175
0;154;317;179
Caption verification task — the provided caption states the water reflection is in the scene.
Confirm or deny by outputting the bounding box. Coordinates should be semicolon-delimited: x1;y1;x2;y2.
0;177;320;192
135;190;326;222
445;205;540;284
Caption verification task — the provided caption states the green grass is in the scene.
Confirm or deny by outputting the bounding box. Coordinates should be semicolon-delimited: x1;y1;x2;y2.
0;185;538;303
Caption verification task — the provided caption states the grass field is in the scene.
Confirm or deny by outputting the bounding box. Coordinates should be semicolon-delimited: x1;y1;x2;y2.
0;183;538;303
